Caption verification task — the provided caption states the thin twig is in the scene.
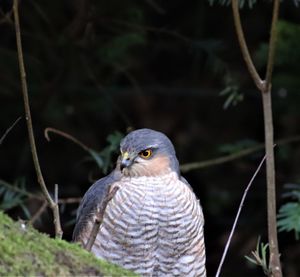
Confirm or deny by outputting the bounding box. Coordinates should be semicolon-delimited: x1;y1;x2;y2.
262;92;281;276
29;201;48;225
262;1;282;276
215;155;266;277
231;0;264;91
265;0;280;91
45;127;91;152
85;186;119;251
13;0;62;238
0;117;22;145
54;184;59;204
181;144;263;172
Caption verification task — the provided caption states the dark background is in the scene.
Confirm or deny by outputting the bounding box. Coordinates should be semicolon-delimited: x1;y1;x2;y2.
0;0;300;276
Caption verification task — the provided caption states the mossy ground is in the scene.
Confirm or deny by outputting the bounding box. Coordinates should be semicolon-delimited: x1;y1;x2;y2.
0;212;138;276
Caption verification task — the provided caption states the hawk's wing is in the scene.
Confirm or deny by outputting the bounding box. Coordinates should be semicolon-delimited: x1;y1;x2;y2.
72;169;121;242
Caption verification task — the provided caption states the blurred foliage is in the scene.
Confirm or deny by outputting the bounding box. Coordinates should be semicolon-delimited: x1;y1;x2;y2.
277;183;300;240
88;131;123;174
219;85;243;109
0;178;30;219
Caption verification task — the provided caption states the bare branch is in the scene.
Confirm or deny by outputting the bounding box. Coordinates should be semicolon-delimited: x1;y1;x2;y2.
181;144;264;172
29;201;48;225
13;0;62;238
215;155;266;277
85;186;119;251
262;1;282;276
264;0;280;91
45;127;91;152
181;134;300;173
262;91;282;277
0;117;22;145
54;184;59;205
231;0;264;91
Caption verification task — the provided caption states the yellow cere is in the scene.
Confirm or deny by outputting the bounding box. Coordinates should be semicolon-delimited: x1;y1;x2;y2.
122;152;129;160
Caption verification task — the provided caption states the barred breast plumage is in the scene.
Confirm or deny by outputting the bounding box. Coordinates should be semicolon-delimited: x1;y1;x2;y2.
80;172;206;276
73;128;206;277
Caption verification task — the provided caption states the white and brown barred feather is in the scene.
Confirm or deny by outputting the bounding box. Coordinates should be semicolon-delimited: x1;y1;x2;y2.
73;129;206;276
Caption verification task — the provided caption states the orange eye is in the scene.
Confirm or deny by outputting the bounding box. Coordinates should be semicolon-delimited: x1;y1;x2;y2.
139;149;153;159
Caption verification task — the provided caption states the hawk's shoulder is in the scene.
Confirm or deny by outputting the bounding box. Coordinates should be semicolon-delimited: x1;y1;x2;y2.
180;176;194;191
72;169;121;242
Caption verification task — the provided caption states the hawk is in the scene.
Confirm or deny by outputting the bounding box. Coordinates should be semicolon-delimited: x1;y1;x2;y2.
73;128;206;276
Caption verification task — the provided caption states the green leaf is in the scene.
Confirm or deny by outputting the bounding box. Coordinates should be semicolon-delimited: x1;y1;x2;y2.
244;236;270;275
88;149;104;169
0;179;28;211
277;183;300;240
277;202;300;239
86;131;124;174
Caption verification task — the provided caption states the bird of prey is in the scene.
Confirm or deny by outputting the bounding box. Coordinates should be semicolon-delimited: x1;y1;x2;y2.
73;128;206;276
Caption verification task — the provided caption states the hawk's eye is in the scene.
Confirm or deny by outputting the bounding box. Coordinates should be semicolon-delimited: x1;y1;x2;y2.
139;149;153;159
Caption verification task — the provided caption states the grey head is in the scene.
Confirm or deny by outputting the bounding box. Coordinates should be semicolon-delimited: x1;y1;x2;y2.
118;128;180;177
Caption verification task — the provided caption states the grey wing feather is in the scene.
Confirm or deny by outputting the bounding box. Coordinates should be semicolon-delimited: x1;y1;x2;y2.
72;169;121;242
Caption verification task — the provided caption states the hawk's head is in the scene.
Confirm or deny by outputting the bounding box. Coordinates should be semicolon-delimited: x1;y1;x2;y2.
118;128;179;177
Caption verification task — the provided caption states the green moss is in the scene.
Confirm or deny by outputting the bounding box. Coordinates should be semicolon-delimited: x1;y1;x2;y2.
0;212;138;276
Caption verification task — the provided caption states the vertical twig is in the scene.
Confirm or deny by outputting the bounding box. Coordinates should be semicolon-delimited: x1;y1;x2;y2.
85;186;119;251
231;0;282;276
231;0;264;91
260;1;281;276
0;117;22;145
265;0;280;91
13;0;63;238
54;184;59;204
262;90;281;276
215;155;266;277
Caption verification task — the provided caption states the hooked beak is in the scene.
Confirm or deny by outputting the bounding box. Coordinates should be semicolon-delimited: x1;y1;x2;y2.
120;151;134;171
